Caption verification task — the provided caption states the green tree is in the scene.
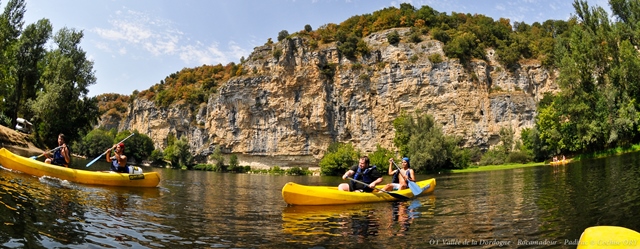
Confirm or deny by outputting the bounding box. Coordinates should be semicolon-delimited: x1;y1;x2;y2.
210;145;226;172
304;24;312;32
228;154;239;172
387;30;400;45
273;48;282;60
164;137;192;169
520;127;546;162
393;112;468;172
277;30;289;41
338;35;359;59
367;144;395;170
499;127;515;154
535;0;640;155
73;128;113;158
9;19;52;123
29;27;99;148
392;114;411;156
444;31;478;63
0;0;26;124
119;130;155;163
149;149;165;165
319;142;360;176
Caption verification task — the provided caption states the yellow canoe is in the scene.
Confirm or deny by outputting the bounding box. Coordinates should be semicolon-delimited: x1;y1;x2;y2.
577;226;640;248
282;178;436;205
550;159;569;166
0;148;160;188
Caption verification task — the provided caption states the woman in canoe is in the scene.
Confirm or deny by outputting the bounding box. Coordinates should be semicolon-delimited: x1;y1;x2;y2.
44;133;71;167
106;142;129;173
382;157;415;192
384;158;401;189
339;156;383;192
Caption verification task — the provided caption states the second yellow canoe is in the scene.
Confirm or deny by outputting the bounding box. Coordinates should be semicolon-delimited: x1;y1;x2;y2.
0;148;160;188
282;178;436;205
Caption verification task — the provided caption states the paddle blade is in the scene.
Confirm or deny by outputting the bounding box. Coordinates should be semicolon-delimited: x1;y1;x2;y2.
408;180;423;196
30;156;37;159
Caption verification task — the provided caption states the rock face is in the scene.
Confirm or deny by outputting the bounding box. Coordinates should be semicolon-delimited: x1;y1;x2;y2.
106;28;558;167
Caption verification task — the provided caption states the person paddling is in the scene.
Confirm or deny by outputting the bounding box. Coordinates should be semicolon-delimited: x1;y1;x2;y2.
382;157;415;191
44;133;71;167
339;156;383;192
106;142;129;173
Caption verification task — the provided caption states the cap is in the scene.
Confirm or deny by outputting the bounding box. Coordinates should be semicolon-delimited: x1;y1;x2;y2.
402;157;410;164
118;142;125;149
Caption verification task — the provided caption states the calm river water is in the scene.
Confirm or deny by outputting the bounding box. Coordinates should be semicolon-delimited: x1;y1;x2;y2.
1;147;639;248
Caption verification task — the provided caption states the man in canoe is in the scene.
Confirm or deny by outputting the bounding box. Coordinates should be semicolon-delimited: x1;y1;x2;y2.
339;156;383;192
106;142;129;173
44;133;71;167
382;157;415;192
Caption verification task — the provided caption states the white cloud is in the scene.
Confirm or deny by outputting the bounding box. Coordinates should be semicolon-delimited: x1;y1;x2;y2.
94;41;111;53
228;41;250;61
91;7;250;66
92;8;181;57
176;40;250;66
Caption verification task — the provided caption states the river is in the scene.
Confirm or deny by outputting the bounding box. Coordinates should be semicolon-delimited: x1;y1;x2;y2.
1;147;639;248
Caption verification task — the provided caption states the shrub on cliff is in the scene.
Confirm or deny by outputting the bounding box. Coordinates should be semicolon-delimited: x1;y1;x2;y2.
164;137;193;169
367;144;395;169
387;30;400;45
393;112;472;172
277;30;289;41
319;142;360;176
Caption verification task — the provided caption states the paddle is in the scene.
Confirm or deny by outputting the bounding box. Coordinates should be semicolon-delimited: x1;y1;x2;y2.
392;161;423;196
85;133;135;167
30;145;64;159
347;177;410;201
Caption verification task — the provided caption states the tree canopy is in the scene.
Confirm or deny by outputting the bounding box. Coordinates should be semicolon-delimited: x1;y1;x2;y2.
534;0;640;157
0;0;99;148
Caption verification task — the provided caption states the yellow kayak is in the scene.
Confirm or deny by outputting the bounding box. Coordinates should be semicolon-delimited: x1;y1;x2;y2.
577;226;640;248
282;178;436;205
550;159;570;166
0;148;160;188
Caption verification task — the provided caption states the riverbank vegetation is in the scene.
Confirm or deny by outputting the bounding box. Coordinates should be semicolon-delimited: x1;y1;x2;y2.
0;0;100;150
319;111;535;175
320;0;640;175
4;1;639;176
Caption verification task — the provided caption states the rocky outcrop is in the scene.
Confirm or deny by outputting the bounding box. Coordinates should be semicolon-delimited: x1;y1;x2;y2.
106;28;558;167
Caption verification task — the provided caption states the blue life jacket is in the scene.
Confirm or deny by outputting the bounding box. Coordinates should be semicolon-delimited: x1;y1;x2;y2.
353;166;377;183
51;147;68;166
392;169;411;183
392;170;399;183
110;156;129;173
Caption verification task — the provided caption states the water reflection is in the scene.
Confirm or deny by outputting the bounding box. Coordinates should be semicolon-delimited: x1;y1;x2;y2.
0;162;170;248
389;199;422;235
0;171;89;247
282;195;436;244
2;144;640;248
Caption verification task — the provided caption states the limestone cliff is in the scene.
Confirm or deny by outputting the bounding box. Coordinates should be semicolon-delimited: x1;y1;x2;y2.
107;28;558;167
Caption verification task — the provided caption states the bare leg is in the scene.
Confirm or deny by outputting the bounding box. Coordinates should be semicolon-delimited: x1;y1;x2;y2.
338;183;350;191
382;183;394;191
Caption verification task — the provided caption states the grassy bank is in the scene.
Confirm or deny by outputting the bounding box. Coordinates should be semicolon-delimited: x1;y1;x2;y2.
448;162;547;173
573;144;640;160
448;142;640;174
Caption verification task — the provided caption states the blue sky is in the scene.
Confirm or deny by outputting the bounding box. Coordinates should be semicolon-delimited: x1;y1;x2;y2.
18;0;609;97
